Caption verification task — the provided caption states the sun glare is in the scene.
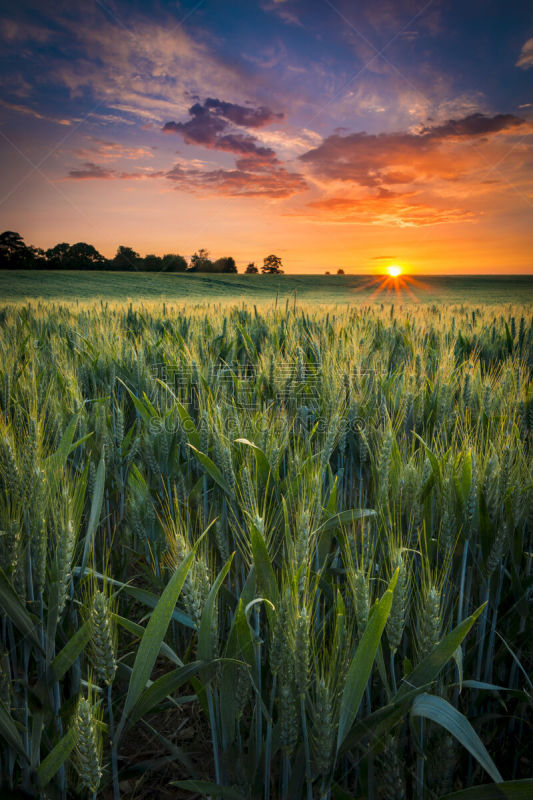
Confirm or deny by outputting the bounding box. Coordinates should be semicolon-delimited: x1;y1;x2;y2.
387;265;402;277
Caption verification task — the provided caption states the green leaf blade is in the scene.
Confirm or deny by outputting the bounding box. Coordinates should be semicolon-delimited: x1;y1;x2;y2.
116;550;195;740
336;569;398;752
411;693;502;783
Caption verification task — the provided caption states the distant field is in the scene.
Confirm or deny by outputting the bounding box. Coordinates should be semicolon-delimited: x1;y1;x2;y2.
1;269;532;305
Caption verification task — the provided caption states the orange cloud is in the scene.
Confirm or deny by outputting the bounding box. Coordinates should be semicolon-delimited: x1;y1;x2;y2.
299;113;526;187
298;194;474;227
293;112;533;227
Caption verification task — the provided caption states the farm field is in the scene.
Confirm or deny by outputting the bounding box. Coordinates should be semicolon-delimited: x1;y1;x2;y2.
1;269;533;305
0;299;532;800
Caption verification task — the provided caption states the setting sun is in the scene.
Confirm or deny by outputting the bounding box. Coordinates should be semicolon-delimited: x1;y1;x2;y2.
387;265;402;278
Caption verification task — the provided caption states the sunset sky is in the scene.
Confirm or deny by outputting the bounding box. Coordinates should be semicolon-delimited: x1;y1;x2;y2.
0;0;532;274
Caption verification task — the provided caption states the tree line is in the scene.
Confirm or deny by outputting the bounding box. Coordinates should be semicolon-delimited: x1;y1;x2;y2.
0;231;285;274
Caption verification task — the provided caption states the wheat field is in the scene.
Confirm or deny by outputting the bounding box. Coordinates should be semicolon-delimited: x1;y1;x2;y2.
0;300;532;799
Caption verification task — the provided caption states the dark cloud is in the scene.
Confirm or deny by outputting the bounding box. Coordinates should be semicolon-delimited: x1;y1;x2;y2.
215;134;275;158
160;97;301;196
162;98;282;157
204;98;284;127
163;103;227;144
419;112;524;139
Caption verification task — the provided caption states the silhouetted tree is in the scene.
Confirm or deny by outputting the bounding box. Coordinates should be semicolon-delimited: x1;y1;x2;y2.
0;231;25;261
65;243;107;270
214;256;237;273
46;243;71;268
31;247;47;268
0;233;240;274
245;262;258;274
337;268;345;275
325;271;330;275
262;254;284;274
42;242;106;270
190;248;213;272
112;246;140;271
0;231;35;268
143;254;163;272
162;254;187;272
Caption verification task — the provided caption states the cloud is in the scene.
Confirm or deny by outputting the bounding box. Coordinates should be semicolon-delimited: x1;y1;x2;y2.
0;99;71;125
252;127;323;157
417;112;524;138
67;161;163;180
0;19;51;43
355;0;443;39
203;98;284;128
314;68;494;139
298;194;474;227
163;105;228;143
260;1;303;27
294;111;531;228
516;38;533;69
40;10;254;127
162;99;283;159
299;113;526;187
234;153;280;171
165;161;307;198
74;138;154;162
161;96;309;197
66;90;305;198
243;40;289;69
66;149;307;198
67;162;114;179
